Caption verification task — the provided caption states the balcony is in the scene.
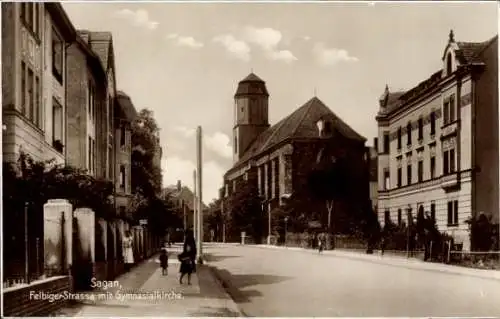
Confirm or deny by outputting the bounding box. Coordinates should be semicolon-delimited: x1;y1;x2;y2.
440;173;459;190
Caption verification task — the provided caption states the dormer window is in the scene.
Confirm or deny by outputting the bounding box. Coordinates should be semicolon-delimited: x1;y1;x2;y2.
324;121;333;135
317;118;333;138
446;52;452;76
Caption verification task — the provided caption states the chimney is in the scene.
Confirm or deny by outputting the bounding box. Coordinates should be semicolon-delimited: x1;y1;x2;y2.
177;180;181;192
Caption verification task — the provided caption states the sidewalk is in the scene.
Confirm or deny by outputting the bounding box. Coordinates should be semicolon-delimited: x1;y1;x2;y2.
53;249;243;317
254;244;500;281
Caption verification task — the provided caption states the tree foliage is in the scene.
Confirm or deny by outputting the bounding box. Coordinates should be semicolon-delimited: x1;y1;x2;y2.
3;153;114;219
467;213;498;251
129;108;176;236
227;181;265;243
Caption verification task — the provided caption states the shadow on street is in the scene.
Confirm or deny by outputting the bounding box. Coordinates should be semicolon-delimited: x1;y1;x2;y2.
209;266;291;304
187;306;242;317
203;253;241;263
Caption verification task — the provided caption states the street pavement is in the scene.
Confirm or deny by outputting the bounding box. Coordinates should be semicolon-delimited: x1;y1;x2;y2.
53;244;241;317
205;243;500;317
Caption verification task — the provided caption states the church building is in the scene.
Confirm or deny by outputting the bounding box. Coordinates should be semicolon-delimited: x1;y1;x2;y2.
221;73;372;242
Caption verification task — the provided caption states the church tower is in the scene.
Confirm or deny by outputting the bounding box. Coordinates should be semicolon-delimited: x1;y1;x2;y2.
233;73;270;163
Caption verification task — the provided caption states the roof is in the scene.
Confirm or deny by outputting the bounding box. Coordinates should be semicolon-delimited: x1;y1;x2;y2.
378;34;498;118
116;91;138;121
74;32;106;82
164;186;208;210
45;3;77;41
232;96;366;169
235;73;269;97
240;73;264;82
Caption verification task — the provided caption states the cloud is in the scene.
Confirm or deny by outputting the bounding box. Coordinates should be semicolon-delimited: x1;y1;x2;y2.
172;126;233;159
163;156;226;204
213;34;251;62
303;36;311;41
204;132;233;159
114;9;159;30
313;42;359;66
166;33;204;49
268;50;298;63
242;26;298;63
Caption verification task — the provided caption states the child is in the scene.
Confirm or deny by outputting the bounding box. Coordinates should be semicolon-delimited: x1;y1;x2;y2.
159;248;169;276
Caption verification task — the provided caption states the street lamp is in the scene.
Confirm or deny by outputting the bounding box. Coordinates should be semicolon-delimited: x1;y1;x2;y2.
284;216;289;247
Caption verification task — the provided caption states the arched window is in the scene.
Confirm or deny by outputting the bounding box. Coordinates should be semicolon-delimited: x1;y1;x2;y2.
446;53;452;75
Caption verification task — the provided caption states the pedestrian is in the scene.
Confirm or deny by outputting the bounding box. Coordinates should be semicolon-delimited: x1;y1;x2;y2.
122;230;135;271
184;229;197;273
318;233;324;254
159;248;169;276
178;233;195;285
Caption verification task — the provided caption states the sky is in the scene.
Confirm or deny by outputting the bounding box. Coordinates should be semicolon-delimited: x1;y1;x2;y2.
62;1;498;204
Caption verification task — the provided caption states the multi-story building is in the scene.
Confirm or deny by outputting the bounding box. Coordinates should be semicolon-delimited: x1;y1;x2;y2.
2;3;76;165
115;91;137;215
66;31;109;178
376;31;498;250
221;73;371;242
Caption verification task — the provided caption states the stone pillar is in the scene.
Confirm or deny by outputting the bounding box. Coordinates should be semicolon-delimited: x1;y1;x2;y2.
74;208;95;264
43;199;73;276
97;218;107;261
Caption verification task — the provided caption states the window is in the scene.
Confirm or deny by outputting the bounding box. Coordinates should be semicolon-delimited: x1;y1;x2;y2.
384;210;390;224
443;149;456;175
27;68;34;121
383;169;390;190
324;121;333;135
374;137;378;153
430;111;436;135
397;209;402;225
383;133;389;153
108;96;113;131
447;200;459;225
418;160;423;182
430;202;436;221
120;125;126;147
234;136;238;153
52;29;63;83
397;167;402;187
407;164;412;185
446;53;452;76
92;138;96;175
88;82;95;122
52;99;63;153
88;136;92;172
35;77;40;128
430;156;436;179
21;3;40;36
406;122;412;145
397;127;402;150
418;118;423;140
21;62;26;115
119;165;126;190
443;95;456;125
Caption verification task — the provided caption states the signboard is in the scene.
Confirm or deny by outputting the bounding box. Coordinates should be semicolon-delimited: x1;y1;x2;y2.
139;219;148;225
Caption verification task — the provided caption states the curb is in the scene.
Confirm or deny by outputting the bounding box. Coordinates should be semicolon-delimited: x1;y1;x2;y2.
252;244;500;282
203;263;248;317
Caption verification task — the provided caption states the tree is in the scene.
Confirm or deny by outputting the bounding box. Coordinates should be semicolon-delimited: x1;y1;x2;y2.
130;108;174;236
227;181;265;244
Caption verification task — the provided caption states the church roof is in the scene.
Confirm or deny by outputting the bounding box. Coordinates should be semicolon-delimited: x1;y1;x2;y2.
240;73;264;82
235;73;269;97
233;96;366;168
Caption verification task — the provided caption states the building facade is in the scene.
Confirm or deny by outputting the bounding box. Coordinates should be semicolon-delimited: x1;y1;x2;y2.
376;31;498;250
115;91;137;215
2;3;76;165
66;32;109;178
222;73;371;241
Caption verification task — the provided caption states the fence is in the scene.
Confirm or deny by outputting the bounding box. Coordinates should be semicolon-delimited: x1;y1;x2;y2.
3;203;45;288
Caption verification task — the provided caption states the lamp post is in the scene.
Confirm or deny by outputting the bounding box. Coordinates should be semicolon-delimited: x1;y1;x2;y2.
284;216;289;247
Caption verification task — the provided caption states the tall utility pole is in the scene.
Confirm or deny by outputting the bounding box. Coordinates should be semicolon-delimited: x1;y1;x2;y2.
193;170;197;239
196;126;203;264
